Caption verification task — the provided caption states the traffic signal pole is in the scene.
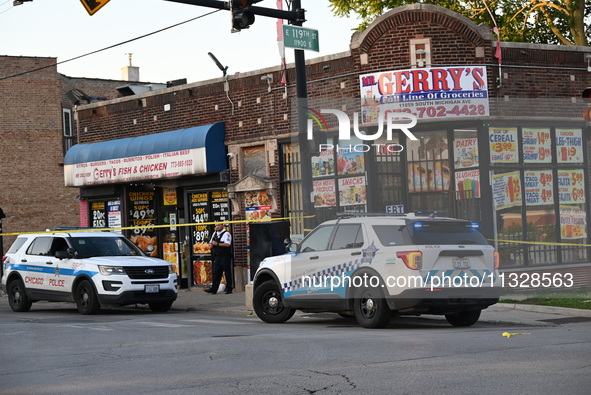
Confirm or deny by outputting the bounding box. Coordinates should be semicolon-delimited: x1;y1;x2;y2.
165;0;314;233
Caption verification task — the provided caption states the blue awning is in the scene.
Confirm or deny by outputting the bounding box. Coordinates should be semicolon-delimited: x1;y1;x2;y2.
64;123;226;172
63;123;227;187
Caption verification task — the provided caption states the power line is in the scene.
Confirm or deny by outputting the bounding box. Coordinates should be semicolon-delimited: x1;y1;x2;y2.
0;8;221;81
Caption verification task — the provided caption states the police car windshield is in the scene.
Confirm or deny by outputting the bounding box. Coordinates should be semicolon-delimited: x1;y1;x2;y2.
69;237;144;258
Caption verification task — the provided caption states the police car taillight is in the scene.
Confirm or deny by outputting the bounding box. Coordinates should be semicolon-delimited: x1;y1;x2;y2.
1;256;6;264
493;251;500;269
397;251;422;270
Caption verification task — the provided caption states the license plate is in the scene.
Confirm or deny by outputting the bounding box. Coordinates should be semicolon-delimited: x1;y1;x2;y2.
145;284;160;293
452;257;471;269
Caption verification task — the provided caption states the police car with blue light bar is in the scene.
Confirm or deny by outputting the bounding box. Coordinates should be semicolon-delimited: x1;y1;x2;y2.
252;213;501;328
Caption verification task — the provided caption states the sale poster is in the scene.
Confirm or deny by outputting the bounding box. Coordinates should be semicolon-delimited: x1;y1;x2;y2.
338;176;366;206
127;190;157;256
522;128;552;163
313;179;337;208
556;129;583;163
455;170;480;199
489;127;518;163
311;149;335;177
524;171;554;205
560;206;587;240
492;171;522;210
454;138;479;169
557;170;585;204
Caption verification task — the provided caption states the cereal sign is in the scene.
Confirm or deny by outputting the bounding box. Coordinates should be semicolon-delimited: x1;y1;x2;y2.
489;127;518;163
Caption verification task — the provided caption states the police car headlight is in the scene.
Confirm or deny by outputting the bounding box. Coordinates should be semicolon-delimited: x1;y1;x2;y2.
168;265;175;274
99;266;126;276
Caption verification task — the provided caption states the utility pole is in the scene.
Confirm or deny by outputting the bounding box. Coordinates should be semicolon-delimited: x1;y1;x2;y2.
165;0;314;232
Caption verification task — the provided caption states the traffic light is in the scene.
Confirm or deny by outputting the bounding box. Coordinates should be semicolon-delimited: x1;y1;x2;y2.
231;0;258;32
583;87;591;121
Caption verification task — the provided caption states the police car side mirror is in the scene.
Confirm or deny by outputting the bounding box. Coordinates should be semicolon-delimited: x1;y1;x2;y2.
55;250;70;260
284;238;298;254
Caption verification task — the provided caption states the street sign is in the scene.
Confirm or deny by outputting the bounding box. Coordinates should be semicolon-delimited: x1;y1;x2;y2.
282;25;319;52
80;0;111;16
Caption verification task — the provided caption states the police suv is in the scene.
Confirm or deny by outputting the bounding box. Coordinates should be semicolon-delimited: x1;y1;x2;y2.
252;214;501;328
1;232;178;314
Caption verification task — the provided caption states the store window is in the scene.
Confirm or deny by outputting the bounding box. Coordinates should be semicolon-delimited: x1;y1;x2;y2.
406;130;450;214
452;128;481;221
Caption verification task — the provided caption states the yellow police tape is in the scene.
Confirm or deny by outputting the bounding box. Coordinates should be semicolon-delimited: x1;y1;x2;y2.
493;239;591;247
0;215;316;237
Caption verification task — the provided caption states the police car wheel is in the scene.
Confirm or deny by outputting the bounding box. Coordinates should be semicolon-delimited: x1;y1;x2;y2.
149;301;173;312
253;280;295;323
7;279;32;312
75;279;101;315
445;310;481;327
354;288;391;329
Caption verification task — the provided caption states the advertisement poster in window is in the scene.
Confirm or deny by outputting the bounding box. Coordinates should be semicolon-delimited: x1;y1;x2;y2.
556;129;583;163
560;206;587;239
311;149;335;177
524;171;554;205
337;148;365;175
522;128;552;163
128;190;157;256
90;201;106;228
492;172;522;210
339;176;366;206
557;170;585;204
191;192;210;255
245;191;272;221
489;127;518;163
211;190;230;223
455;170;480;199
107;200;122;233
454;138;479;169
313;179;337;208
429;161;451;191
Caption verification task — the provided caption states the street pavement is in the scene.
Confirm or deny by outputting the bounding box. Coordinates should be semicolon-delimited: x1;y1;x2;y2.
173;287;591;326
1;286;589;325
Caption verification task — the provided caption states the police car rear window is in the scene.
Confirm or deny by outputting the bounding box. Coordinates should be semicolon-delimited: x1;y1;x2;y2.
408;221;488;245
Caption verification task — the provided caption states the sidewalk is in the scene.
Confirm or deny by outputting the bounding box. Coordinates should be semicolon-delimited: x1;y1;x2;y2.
174;288;591;326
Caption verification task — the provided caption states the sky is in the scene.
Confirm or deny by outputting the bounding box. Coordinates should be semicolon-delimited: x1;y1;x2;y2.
0;0;362;83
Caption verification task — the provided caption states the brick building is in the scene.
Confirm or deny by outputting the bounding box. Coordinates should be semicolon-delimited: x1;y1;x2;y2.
0;55;158;253
20;5;591;290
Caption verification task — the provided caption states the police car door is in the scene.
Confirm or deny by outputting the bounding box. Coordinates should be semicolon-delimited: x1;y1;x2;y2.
46;237;71;293
21;236;54;293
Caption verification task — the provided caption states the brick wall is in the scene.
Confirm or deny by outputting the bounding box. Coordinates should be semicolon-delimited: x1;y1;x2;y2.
0;56;145;253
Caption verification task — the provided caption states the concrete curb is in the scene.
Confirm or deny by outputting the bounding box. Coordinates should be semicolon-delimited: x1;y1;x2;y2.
497;302;591;318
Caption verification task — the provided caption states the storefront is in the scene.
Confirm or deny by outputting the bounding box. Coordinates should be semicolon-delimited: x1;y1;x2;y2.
63;123;231;288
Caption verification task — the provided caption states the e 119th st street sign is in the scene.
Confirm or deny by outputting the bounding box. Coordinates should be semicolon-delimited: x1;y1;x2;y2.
283;25;319;52
80;0;111;16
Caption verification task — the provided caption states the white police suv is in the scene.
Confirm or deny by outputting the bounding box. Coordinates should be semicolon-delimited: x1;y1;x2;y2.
252;214;501;328
1;232;178;314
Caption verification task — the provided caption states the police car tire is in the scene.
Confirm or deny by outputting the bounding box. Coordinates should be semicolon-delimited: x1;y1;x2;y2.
149;301;173;312
353;287;391;329
75;279;101;315
253;280;295;323
7;279;33;312
445;310;481;327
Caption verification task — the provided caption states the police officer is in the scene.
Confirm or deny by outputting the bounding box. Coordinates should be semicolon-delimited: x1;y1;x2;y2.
204;223;233;294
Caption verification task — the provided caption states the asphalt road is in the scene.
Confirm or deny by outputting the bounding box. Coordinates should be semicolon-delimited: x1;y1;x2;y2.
0;295;589;394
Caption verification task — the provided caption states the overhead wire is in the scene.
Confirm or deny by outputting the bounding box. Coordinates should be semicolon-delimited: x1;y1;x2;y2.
0;8;221;81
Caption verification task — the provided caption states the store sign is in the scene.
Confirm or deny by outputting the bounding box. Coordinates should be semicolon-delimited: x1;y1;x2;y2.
64;148;207;187
359;66;489;123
